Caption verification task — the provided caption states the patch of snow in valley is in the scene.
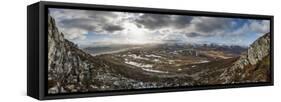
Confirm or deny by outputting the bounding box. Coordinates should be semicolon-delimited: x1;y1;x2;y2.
199;60;209;63
125;61;152;68
124;61;169;73
142;68;169;73
153;59;160;62
168;60;175;64
170;51;178;55
89;47;141;56
127;54;150;60
145;54;163;58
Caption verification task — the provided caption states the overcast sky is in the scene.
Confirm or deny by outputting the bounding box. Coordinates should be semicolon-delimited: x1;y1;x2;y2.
49;8;270;47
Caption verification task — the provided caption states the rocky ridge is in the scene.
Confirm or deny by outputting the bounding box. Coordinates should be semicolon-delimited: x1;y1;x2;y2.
220;33;271;83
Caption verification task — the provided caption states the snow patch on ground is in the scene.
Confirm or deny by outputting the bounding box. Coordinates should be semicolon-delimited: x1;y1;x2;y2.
153;59;160;62
125;61;168;73
200;60;209;63
170;51;178;55
142;68;169;73
168;60;175;64
125;61;152;68
127;54;149;60
145;54;163;58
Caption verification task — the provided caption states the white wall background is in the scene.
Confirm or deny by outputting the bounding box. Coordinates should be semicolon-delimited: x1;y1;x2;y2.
0;0;279;101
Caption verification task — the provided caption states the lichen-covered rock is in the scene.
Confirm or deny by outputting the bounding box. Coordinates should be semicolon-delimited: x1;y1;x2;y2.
247;33;270;65
220;33;271;84
48;15;107;93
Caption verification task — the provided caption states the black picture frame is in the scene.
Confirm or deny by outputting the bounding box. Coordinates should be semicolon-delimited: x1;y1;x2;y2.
27;1;274;100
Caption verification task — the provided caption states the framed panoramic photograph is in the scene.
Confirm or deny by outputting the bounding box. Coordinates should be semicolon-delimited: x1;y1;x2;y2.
27;1;274;100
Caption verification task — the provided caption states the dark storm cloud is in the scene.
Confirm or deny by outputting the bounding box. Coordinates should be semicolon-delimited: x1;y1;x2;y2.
173;16;193;28
52;9;124;34
85;13;124;33
59;18;97;31
102;25;124;32
193;17;233;33
185;32;203;37
86;10;119;19
133;13;236;37
58;18;124;33
135;14;193;30
135;14;172;29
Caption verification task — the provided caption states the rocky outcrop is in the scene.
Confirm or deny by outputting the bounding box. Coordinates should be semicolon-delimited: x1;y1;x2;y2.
48;15;94;93
220;33;271;83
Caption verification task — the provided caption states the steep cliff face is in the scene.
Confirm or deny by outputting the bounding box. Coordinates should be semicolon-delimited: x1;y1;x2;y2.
220;33;271;83
48;15;94;93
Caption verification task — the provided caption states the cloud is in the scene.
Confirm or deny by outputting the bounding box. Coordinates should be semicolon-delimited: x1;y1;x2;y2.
249;20;270;34
49;8;124;40
59;18;97;31
192;17;232;33
62;28;87;40
172;16;193;28
185;32;203;37
102;25;124;32
49;8;270;46
230;20;270;36
135;14;193;30
135;14;172;29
